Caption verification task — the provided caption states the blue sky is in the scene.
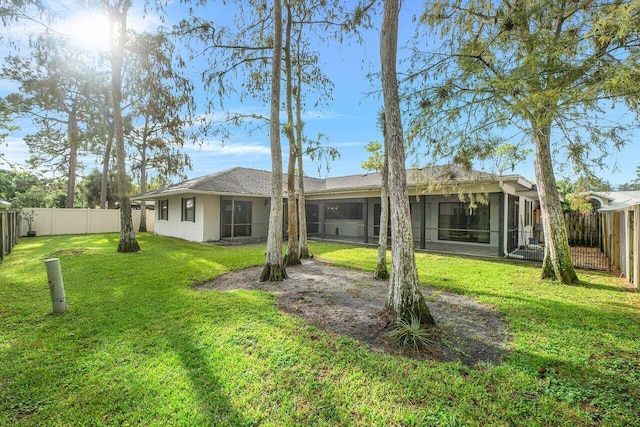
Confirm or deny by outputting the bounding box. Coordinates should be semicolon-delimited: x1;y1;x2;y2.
1;1;638;187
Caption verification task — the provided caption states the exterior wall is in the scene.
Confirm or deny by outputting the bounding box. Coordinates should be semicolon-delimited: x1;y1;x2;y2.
143;178;538;259
252;197;272;239
19;208;154;236
202;195;221;241
306;190;378;201
152;194;273;243
154;194;203;242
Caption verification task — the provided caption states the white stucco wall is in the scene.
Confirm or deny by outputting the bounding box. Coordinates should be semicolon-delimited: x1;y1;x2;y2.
202;195;221;241
154;194;204;242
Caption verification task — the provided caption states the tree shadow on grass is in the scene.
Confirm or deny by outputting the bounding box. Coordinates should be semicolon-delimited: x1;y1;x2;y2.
506;348;640;424
93;283;258;425
164;329;250;425
0;280;253;424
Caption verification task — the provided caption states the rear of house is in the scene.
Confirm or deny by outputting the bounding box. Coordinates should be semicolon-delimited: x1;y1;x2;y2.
137;166;541;260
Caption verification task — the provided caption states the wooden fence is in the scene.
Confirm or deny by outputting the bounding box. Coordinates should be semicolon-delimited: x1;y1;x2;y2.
0;210;19;260
564;211;600;247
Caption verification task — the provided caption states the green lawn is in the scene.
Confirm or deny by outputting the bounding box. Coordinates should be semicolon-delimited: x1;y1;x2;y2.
1;234;638;426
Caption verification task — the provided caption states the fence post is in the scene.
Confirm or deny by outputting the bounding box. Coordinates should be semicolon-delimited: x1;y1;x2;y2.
45;258;68;314
609;233;612;272
0;212;4;260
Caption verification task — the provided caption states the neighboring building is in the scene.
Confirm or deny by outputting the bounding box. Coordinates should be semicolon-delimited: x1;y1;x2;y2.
587;191;640;287
136;166;541;259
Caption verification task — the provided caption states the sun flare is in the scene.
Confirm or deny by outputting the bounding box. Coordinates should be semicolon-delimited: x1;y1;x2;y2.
61;12;111;52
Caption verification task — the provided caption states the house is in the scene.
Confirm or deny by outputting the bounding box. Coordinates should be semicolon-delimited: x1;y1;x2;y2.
587;191;640;287
135;166;541;258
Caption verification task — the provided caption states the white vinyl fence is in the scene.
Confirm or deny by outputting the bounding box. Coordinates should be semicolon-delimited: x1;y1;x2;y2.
18;208;154;237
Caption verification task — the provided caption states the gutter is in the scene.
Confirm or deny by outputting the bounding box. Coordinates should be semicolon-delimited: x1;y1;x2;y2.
134;189;272;200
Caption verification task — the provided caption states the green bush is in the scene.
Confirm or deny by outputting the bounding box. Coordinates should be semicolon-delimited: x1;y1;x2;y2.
386;312;435;352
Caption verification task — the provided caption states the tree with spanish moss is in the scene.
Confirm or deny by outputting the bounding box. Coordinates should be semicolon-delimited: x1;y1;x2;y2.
409;0;640;284
105;0;140;253
1;34;106;208
125;31;196;232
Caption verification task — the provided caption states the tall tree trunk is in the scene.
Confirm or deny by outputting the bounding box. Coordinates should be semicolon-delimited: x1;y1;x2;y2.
260;0;286;281
284;2;300;266
381;0;434;325
375;140;389;280
296;74;310;259
110;0;140;253
533;119;578;284
100;116;113;209
138;118;149;233
66;105;79;208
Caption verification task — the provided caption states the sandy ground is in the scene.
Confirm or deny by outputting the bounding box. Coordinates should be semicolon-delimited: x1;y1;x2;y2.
196;259;509;366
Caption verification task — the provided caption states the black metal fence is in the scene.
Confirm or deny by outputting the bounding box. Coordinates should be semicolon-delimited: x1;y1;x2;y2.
506;228;544;262
506;227;611;271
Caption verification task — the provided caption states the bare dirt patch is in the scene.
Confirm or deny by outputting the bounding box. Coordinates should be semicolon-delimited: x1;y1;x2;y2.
196;259;509;366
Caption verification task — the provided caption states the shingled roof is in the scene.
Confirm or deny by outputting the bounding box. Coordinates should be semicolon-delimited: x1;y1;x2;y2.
138;167;324;198
137;165;532;199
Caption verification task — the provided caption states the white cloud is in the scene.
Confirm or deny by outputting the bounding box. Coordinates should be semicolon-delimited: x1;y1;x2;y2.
0;136;30;167
301;110;339;120
191;141;271;156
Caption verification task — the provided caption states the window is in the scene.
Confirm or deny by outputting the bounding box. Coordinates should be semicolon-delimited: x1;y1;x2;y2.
158;199;168;220
325;202;362;220
182;197;195;222
438;202;490;244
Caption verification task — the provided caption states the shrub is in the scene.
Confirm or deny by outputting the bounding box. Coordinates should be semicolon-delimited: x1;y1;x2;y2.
386;312;435;352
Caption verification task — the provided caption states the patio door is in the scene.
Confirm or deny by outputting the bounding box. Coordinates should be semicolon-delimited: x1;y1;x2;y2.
222;200;252;238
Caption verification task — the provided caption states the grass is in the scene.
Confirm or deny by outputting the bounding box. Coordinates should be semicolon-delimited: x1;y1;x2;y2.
1;234;638;426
